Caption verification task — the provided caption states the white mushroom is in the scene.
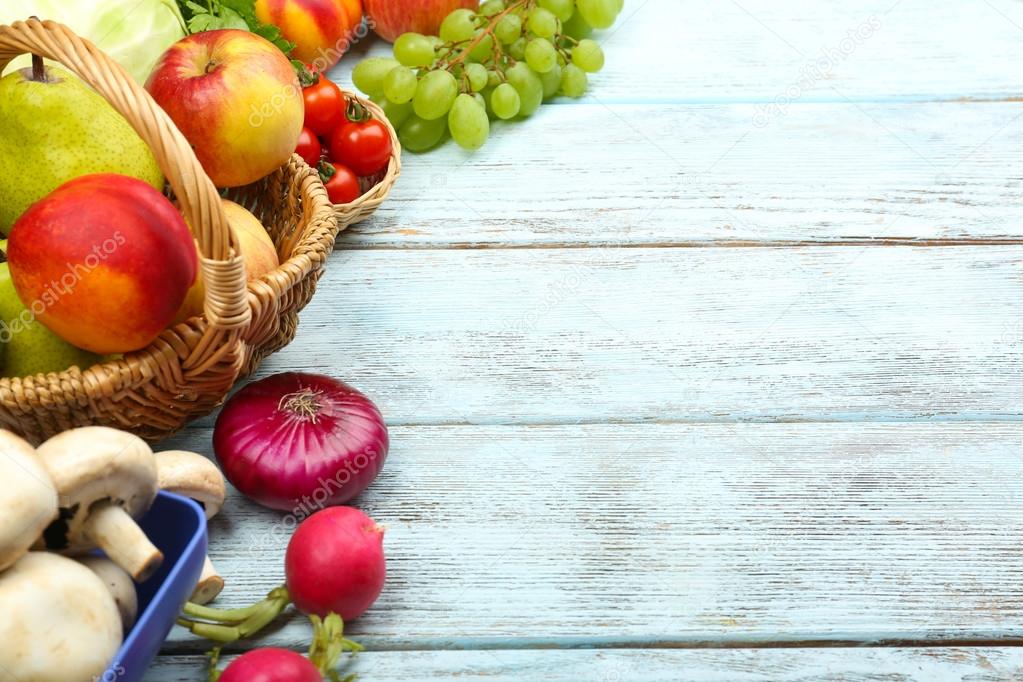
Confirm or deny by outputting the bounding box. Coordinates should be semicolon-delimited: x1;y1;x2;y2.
0;430;57;570
78;555;138;632
155;449;227;604
35;427;163;581
0;552;121;682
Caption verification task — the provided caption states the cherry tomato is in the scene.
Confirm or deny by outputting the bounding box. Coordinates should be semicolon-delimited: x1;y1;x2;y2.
320;162;361;204
329;118;392;177
302;76;346;136
294;127;322;167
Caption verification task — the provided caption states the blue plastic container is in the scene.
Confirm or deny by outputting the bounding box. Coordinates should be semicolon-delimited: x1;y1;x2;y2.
101;491;208;682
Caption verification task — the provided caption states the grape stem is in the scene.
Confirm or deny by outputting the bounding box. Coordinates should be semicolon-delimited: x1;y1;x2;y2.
440;0;532;70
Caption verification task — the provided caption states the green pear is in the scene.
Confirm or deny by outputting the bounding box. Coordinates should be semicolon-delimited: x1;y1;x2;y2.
0;241;101;378
0;57;164;233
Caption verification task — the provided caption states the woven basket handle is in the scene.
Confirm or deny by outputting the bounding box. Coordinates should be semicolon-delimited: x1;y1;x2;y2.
0;18;249;332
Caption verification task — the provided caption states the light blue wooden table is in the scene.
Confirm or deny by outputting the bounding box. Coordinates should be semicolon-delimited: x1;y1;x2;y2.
149;1;1023;679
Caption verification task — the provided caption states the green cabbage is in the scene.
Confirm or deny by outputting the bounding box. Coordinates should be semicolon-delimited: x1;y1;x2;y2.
1;0;186;83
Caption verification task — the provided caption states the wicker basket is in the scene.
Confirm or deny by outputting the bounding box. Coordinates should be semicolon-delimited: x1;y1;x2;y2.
0;19;339;444
331;94;402;228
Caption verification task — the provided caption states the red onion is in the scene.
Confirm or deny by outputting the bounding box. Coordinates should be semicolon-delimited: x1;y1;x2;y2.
213;372;388;512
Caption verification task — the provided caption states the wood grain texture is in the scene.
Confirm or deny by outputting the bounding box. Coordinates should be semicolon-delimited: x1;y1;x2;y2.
174;245;1023;427
148;647;1023;681
326;0;1023;248
334;0;1023;104
332;102;1023;247
159;423;1023;654
147;0;1023;677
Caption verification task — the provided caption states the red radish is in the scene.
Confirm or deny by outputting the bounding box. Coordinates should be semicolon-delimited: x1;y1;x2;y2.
218;648;321;682
213;372;389;512
286;507;387;620
179;507;384;663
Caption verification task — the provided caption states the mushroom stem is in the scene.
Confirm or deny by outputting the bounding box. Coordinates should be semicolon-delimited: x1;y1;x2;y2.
83;501;163;581
190;555;225;605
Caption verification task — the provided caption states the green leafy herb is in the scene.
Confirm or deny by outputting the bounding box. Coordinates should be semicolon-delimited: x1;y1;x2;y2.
176;0;295;56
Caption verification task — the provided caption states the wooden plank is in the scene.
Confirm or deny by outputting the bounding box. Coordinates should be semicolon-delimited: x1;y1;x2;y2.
334;0;1023;104
148;647;1023;681
186;246;1023;427
334;102;1023;247
159;423;1023;653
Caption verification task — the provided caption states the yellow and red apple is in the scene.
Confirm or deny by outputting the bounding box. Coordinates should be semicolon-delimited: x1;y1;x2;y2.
364;0;478;43
145;29;303;188
175;199;281;323
7;173;198;354
255;0;363;69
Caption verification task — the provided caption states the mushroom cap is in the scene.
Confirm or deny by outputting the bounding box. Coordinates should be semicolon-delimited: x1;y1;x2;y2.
78;555;139;632
155;450;226;519
0;430;57;571
36;426;157;552
0;552;121;682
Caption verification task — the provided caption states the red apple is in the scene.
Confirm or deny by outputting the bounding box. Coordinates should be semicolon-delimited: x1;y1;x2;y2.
256;0;363;69
364;0;479;43
8;174;198;354
146;30;303;188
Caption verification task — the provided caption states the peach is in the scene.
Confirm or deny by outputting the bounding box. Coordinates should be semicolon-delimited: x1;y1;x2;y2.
175;199;280;323
146;30;303;188
7;174;197;354
255;0;363;69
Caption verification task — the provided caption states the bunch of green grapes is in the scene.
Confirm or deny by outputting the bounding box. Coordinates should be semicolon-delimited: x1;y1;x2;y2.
351;0;623;152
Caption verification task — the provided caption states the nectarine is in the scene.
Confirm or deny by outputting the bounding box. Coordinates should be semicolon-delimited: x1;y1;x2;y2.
256;0;363;69
7;174;197;354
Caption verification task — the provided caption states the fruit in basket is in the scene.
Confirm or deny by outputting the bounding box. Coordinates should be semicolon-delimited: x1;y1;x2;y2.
0;552;122;682
364;0;478;42
175;199;280;323
7;173;198;354
0;57;164;234
0;242;102;378
145;29;303;188
255;0;363;68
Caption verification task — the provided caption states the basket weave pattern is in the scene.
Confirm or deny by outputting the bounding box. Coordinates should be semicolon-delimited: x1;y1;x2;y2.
0;19;339;443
